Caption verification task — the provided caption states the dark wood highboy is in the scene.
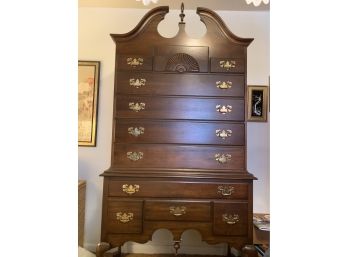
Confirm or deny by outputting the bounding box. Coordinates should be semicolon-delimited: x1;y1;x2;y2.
97;4;257;257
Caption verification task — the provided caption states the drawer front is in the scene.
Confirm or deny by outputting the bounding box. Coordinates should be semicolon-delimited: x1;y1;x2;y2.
115;96;245;121
144;200;211;221
115;120;245;145
117;72;244;97
117;55;153;71
108;180;249;200
106;199;143;234
113;144;245;170
213;202;248;236
210;58;245;73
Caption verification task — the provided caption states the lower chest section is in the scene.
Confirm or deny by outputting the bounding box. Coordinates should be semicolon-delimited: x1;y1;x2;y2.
101;178;253;244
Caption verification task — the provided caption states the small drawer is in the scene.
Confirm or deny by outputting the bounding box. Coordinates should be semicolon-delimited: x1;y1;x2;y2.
106;199;143;234
144;200;211;222
210;58;245;73
108;180;249;200
117;55;152;71
213;202;248;236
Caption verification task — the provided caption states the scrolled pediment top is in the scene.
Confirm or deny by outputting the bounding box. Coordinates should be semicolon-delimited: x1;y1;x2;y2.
196;7;254;46
110;6;169;42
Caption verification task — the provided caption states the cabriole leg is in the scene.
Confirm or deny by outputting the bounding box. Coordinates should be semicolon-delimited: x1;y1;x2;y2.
241;245;258;257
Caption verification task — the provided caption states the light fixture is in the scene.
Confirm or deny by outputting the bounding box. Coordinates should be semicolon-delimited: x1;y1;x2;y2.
136;0;158;5
245;0;269;6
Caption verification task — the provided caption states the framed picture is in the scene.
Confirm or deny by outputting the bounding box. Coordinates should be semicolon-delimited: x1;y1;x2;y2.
78;61;100;146
247;85;269;122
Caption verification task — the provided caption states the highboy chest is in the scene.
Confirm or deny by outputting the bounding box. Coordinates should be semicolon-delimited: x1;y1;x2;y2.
97;4;257;257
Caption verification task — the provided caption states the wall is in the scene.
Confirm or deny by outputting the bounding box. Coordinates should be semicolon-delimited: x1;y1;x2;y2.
78;7;269;254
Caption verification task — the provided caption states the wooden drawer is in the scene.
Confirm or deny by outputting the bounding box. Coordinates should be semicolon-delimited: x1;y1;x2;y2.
106;199;143;234
210;58;245;73
78;180;86;247
113;144;245;170
108;180;249;200
115;120;245;145
144;200;211;221
115;96;245;121
213;202;248;236
117;55;152;71
116;72;244;97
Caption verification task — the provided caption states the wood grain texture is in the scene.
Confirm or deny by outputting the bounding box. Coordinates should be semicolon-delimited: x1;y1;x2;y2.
113;144;245;170
107;180;249;200
115;96;245;121
114;120;245;145
116;72;245;97
144;200;211;221
99;5;256;256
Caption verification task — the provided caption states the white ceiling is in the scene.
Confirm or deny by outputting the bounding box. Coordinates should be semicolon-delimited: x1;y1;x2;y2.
79;0;270;11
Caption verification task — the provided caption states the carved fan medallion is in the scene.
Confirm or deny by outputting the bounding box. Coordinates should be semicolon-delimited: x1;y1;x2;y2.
165;53;200;72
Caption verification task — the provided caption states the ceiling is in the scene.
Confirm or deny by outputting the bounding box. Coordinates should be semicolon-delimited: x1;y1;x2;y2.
79;0;270;11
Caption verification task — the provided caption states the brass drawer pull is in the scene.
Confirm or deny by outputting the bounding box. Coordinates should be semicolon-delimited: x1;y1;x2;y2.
127;151;143;161
222;214;239;225
127;57;143;67
116;212;134;223
216;105;232;114
122;184;140;195
128;127;145;137
129;78;146;88
216;81;232;89
219;60;236;70
129;102;145;112
215;153;232;164
169;206;186;216
217;185;235;196
215;129;232;139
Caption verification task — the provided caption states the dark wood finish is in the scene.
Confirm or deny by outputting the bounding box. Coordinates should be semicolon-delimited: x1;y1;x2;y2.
144;200;211;221
116;72;245;97
154;45;209;72
241;245;259;257
115;95;245;121
106;199;143;234
107;180;249;200
99;5;256;257
78;180;86;247
96;242;111;257
113;144;245;170
115;120;245;145
213;202;248;236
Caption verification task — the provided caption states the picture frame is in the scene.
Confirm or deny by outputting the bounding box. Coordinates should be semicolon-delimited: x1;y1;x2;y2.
78;61;100;146
247;85;269;122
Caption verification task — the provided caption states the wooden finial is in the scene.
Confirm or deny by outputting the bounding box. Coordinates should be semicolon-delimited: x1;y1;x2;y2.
179;2;185;23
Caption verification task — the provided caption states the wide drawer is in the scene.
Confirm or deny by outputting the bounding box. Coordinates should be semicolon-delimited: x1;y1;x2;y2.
144;200;211;221
108;180;249;200
213;202;248;236
210;58;245;73
115;96;245;121
116;72;245;97
113;144;245;170
115;120;245;145
106;199;143;234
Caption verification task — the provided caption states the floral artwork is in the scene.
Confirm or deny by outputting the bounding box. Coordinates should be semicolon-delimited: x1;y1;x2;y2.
78;61;100;146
